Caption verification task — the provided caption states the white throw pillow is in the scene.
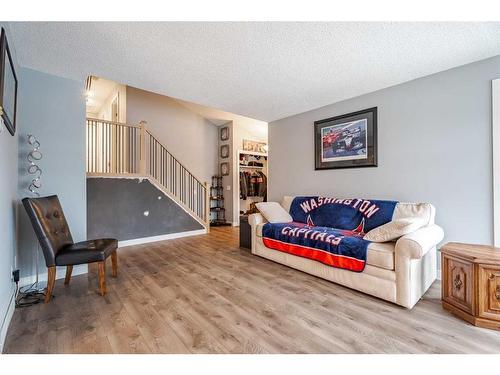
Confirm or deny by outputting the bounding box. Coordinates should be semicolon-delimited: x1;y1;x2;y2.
363;218;426;242
255;202;293;223
281;196;295;213
393;202;435;226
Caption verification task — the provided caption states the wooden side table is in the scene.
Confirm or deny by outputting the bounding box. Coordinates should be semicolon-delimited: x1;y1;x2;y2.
239;215;251;250
441;242;500;330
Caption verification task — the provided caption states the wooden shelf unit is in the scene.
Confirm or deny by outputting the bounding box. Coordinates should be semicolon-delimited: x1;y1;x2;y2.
209;175;231;226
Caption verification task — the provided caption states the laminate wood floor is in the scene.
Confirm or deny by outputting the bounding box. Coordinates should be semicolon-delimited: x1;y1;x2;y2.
4;227;500;354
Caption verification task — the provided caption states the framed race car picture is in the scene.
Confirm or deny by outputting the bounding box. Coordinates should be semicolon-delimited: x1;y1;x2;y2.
314;107;377;170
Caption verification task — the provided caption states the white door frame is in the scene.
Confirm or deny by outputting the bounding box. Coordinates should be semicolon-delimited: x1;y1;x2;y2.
492;79;500;246
110;93;119;122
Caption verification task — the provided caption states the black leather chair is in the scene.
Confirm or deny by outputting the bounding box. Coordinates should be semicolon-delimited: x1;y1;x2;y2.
22;195;118;302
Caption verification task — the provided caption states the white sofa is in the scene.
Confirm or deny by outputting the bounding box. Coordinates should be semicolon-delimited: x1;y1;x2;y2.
249;197;444;309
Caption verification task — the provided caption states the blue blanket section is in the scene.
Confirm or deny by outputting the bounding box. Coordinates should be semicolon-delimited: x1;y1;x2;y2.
261;222;370;272
289;196;398;233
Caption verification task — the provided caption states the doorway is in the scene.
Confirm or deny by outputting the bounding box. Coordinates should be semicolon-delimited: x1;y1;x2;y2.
493;79;500;246
111;94;119;122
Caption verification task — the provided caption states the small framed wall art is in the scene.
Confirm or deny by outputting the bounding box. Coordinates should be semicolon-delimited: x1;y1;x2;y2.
220;144;229;159
243;139;267;153
220;162;230;176
0;28;18;136
220;126;229;141
314;107;377;170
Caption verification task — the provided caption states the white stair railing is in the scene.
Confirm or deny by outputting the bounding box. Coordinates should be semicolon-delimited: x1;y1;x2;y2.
86;118;210;228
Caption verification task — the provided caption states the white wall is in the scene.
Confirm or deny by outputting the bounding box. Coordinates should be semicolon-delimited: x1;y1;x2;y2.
126;86;217;184
269;55;500;248
493;79;500;246
152;95;268;224
94;84;127;122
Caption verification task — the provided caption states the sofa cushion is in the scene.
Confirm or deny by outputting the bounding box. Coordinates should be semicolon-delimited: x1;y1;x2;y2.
366;242;395;270
255;202;292;223
257;223;395;270
363;217;427;242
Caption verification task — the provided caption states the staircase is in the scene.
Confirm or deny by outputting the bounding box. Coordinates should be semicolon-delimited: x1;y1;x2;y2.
86;118;210;230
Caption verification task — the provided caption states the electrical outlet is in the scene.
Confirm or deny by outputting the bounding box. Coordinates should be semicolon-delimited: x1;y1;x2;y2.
12;269;20;283
226;185;231;191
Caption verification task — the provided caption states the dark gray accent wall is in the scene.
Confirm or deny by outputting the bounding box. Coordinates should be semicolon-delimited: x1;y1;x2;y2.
269;55;500;248
87;178;203;241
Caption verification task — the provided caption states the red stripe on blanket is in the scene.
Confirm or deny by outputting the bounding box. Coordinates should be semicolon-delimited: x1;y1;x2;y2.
262;237;365;272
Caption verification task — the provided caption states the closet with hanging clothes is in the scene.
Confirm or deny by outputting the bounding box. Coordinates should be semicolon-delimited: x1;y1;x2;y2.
238;151;268;216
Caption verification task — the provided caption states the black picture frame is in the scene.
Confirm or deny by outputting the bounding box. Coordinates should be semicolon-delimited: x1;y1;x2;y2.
314;107;377;170
220;126;229;141
0;28;18;136
220;162;229;176
220;144;229;159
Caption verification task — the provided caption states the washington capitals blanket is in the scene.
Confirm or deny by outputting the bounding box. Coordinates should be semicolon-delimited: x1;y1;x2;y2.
290;196;398;233
261;196;398;272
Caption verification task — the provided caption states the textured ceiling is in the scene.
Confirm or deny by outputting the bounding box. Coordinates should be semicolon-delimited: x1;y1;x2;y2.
8;22;500;122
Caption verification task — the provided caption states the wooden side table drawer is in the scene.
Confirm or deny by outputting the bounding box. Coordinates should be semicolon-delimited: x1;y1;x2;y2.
442;255;474;314
478;265;500;321
441;242;500;330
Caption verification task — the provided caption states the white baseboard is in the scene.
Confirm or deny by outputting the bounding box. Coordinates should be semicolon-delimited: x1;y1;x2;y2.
0;286;16;354
19;264;88;288
118;229;207;247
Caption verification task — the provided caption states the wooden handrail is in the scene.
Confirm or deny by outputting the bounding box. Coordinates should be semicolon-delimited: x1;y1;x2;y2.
86;117;141;128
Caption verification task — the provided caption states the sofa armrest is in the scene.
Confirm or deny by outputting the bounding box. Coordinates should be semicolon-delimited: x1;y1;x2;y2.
395;224;444;259
248;213;267;227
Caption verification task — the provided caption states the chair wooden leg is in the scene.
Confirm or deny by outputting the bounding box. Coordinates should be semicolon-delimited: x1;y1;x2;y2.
111;251;118;277
98;261;106;296
45;266;56;303
64;265;73;285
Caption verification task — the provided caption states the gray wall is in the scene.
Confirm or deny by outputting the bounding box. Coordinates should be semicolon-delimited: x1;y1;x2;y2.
126;86;218;184
269;55;500;247
17;68;86;279
0;23;19;345
87;178;203;241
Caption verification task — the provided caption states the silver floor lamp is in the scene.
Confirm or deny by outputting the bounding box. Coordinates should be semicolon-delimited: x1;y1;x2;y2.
17;134;46;302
